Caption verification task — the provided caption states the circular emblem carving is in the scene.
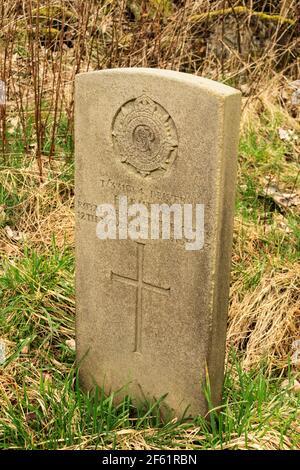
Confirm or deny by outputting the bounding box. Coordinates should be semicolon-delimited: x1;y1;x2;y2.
112;95;178;177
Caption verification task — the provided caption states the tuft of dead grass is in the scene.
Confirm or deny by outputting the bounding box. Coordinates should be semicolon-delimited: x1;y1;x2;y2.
0;158;74;250
228;265;300;372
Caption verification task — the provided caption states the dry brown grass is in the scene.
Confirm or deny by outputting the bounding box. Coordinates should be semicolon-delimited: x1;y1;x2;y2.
0;1;299;450
0;157;74;249
228;264;300;371
0;1;299;173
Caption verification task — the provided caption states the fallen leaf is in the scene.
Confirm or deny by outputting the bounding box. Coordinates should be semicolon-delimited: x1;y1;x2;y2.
281;378;300;394
291;90;300;106
289;80;300;106
8;116;20;132
278;128;290;141
66;338;76;351
263;183;278;196
291;340;300;369
262;181;300;209
278;128;298;141
4;225;14;239
290;80;300;88
240;84;251;96
4;225;26;242
273;192;300;208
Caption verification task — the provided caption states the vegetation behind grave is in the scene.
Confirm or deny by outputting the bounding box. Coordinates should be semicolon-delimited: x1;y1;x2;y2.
0;0;299;450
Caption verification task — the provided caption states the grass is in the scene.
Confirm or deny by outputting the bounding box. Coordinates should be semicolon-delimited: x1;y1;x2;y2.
1;327;300;450
0;103;299;449
0;0;299;450
1;348;299;450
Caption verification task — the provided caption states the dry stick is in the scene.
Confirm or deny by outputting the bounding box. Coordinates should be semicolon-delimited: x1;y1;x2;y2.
119;0;128;67
152;4;164;68
227;0;241;54
82;1;94;72
86;3;101;72
73;1;83;74
69;0;92;133
27;0;43;182
108;5;116;68
35;0;43;166
42;0;55;135
95;17;102;70
18;53;31;153
49;6;65;162
1;7;18;159
76;0;88;73
0;0;9;160
220;0;226;79
127;3;150;68
0;68;7;161
11;57;29;153
145;4;163;67
272;21;297;71
39;44;50;155
126;2;148;68
139;0;151;68
176;0;193;71
68;0;92;144
80;0;92;72
111;0;126;68
0;98;5;160
165;4;185;69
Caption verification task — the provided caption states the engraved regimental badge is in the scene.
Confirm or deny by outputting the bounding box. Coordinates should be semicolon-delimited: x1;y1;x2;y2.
112;95;178;177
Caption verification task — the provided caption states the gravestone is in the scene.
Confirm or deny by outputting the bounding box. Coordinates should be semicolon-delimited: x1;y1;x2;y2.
75;68;241;417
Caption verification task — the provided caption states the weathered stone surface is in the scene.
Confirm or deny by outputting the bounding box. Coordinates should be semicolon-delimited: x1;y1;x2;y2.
75;68;241;417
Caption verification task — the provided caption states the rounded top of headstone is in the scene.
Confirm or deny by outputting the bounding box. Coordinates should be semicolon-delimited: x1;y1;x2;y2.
75;68;241;99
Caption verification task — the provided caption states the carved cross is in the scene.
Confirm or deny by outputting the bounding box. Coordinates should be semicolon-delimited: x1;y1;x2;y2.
111;243;170;353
